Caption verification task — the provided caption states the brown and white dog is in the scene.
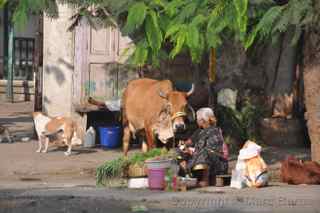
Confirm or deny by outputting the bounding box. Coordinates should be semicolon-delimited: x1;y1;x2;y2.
32;112;82;156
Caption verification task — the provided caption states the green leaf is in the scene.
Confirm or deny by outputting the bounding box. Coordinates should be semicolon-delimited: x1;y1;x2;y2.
165;24;181;38
150;0;167;8
234;0;248;18
132;40;149;66
257;5;283;36
158;15;171;31
169;27;187;59
190;14;207;27
176;2;197;22
12;0;29;30
207;34;222;48
244;27;259;49
233;0;248;40
145;10;163;52
165;0;185;17
123;2;147;35
190;33;204;63
0;0;7;8
245;5;283;49
186;25;199;50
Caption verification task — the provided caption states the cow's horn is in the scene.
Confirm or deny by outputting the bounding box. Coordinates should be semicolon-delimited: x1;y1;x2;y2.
186;84;194;97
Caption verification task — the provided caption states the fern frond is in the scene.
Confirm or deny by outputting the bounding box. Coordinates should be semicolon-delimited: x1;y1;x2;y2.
245;5;283;49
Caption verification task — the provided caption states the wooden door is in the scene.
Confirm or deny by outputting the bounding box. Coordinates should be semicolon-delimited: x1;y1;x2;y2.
86;26;119;101
74;21;137;108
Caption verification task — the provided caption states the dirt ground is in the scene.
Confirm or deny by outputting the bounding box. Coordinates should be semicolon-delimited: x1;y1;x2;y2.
0;101;126;188
0;141;124;188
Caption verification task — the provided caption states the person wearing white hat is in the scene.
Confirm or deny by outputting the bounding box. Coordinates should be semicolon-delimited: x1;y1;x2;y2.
177;107;229;187
239;140;268;188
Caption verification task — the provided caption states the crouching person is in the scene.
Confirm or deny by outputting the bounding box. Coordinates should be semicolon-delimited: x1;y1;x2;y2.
235;141;268;188
177;107;228;187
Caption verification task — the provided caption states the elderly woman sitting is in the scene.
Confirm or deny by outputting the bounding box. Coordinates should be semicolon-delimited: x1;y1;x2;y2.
177;107;228;186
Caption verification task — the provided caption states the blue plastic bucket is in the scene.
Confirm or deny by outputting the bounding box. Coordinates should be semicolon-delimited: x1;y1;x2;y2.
99;126;121;148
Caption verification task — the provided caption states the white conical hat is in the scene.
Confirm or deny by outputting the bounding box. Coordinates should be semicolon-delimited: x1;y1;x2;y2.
238;141;262;160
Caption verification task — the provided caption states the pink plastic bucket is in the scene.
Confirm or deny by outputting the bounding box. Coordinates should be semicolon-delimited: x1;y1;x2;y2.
147;168;165;190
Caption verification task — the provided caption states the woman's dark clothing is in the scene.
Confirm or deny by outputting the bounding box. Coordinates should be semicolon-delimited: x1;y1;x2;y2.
177;126;228;176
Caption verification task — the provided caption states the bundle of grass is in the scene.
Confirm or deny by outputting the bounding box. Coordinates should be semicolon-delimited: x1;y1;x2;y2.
96;148;175;186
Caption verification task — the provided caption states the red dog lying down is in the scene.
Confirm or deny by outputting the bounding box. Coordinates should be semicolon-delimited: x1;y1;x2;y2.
280;156;320;185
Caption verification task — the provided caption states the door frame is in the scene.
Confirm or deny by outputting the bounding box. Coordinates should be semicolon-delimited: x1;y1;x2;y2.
73;19;89;106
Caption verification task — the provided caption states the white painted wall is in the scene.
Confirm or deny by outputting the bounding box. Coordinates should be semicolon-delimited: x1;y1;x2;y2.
0;10;4;78
42;5;74;117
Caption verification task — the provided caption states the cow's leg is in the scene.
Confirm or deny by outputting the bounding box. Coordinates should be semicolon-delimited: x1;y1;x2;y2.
123;126;131;156
145;126;154;152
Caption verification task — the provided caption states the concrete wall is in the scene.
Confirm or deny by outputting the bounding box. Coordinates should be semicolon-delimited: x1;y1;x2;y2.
0;10;4;78
42;5;74;117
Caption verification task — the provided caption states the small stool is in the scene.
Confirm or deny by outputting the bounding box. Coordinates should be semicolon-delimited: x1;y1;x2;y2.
215;174;231;187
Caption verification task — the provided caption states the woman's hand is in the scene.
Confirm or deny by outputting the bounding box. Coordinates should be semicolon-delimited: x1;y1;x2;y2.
185;139;193;146
185;147;195;155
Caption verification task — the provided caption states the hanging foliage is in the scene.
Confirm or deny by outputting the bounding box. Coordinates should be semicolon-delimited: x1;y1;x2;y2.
2;0;318;67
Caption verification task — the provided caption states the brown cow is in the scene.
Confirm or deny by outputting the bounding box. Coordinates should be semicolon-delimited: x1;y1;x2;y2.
122;78;193;155
280;156;320;185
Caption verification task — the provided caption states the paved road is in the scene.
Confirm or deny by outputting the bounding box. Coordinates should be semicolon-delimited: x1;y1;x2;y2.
1;185;320;213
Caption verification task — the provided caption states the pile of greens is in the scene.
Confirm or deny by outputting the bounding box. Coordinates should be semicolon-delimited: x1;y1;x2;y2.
96;148;174;186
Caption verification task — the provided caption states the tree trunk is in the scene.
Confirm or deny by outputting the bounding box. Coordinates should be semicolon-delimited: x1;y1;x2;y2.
264;30;297;118
303;29;320;162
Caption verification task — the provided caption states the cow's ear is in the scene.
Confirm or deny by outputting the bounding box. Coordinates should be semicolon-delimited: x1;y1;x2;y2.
159;89;168;99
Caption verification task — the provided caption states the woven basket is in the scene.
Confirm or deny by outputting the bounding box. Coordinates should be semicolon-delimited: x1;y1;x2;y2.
128;163;148;177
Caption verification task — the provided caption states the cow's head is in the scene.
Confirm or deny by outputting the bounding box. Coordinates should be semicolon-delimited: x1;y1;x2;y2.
159;85;194;132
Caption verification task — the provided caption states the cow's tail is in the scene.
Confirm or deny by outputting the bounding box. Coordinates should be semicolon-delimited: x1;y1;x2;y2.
121;88;128;127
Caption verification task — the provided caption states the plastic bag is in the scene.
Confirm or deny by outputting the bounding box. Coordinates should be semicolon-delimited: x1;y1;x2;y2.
230;159;246;189
230;169;246;189
104;99;121;111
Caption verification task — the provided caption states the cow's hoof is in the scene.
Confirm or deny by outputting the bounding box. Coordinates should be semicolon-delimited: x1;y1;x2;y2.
41;150;48;153
36;149;41;153
64;151;72;156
